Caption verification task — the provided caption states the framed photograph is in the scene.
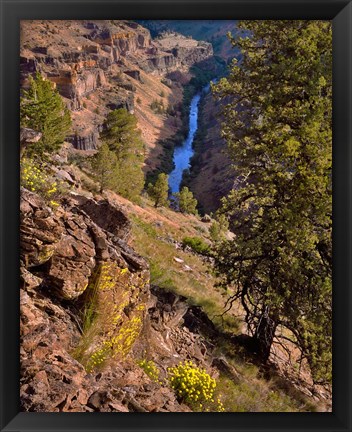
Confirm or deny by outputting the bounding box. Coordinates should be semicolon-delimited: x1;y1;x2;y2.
1;0;351;431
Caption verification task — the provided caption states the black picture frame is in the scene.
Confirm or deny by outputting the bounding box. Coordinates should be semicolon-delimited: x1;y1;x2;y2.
1;1;351;431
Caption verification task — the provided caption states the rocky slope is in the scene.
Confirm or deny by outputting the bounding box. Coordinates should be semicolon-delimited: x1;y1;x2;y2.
19;185;227;412
20;20;215;156
20;179;331;412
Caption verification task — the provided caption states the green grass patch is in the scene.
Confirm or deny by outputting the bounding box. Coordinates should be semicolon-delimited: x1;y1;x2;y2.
182;236;211;255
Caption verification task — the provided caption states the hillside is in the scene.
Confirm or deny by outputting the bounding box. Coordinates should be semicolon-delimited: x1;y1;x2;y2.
19;168;329;412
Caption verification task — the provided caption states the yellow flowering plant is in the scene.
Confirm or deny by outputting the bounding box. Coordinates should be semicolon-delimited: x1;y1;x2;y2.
20;157;68;208
137;359;161;383
167;360;225;412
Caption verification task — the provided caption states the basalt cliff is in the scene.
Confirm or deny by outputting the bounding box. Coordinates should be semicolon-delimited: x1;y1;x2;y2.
21;20;214;154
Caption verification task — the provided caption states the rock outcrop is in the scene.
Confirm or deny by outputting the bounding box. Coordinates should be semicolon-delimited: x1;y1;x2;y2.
20;127;42;157
20;188;219;412
20;188;147;298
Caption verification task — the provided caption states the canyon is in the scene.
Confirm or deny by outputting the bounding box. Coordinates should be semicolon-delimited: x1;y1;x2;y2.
19;20;331;413
20;20;215;156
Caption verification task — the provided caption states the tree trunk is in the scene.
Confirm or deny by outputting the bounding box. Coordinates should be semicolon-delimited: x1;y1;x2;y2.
253;306;277;362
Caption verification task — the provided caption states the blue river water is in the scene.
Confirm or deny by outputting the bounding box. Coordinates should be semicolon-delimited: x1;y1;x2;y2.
168;84;211;194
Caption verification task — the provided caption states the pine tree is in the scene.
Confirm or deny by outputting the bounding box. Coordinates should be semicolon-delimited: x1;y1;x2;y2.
148;173;169;208
100;108;143;161
174;187;198;215
91;143;119;193
100;108;145;202
212;21;332;383
20;72;71;155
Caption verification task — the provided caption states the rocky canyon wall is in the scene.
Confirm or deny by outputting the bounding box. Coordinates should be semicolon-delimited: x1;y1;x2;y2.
20;20;214;151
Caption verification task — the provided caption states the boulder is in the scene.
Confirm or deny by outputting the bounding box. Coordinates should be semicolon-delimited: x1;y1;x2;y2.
76;196;131;242
124;69;141;81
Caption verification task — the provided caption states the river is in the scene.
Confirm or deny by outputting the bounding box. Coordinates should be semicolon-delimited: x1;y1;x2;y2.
168;83;211;194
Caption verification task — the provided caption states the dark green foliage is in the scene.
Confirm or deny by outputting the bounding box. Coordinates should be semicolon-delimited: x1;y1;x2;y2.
146;139;176;186
91;143;119;193
101;108;143;157
20;72;71;155
213;21;332;384
147;173;169;208
99;108;145;202
182;236;210;256
174;187;198;215
209;214;229;242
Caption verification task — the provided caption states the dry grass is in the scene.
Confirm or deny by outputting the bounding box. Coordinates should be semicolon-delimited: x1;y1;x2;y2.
126;199;240;333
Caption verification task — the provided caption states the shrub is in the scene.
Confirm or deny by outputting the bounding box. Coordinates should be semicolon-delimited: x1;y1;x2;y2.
166;104;176;116
137;359;161;382
182;236;210;255
174;186;198;215
168;360;224;411
150;99;165;114
20;157;68;208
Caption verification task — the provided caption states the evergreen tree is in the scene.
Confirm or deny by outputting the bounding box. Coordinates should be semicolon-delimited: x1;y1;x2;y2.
100;108;143;161
209;214;229;242
212;21;332;383
100;108;145;202
20;72;71;155
174;186;198;215
148;173;169;208
91;143;118;193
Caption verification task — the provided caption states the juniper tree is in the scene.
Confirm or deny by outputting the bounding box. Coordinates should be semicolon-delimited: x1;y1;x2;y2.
174;186;198;215
212;20;332;384
148;173;169;208
20;72;71;155
100;108;145;202
91;143;119;193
